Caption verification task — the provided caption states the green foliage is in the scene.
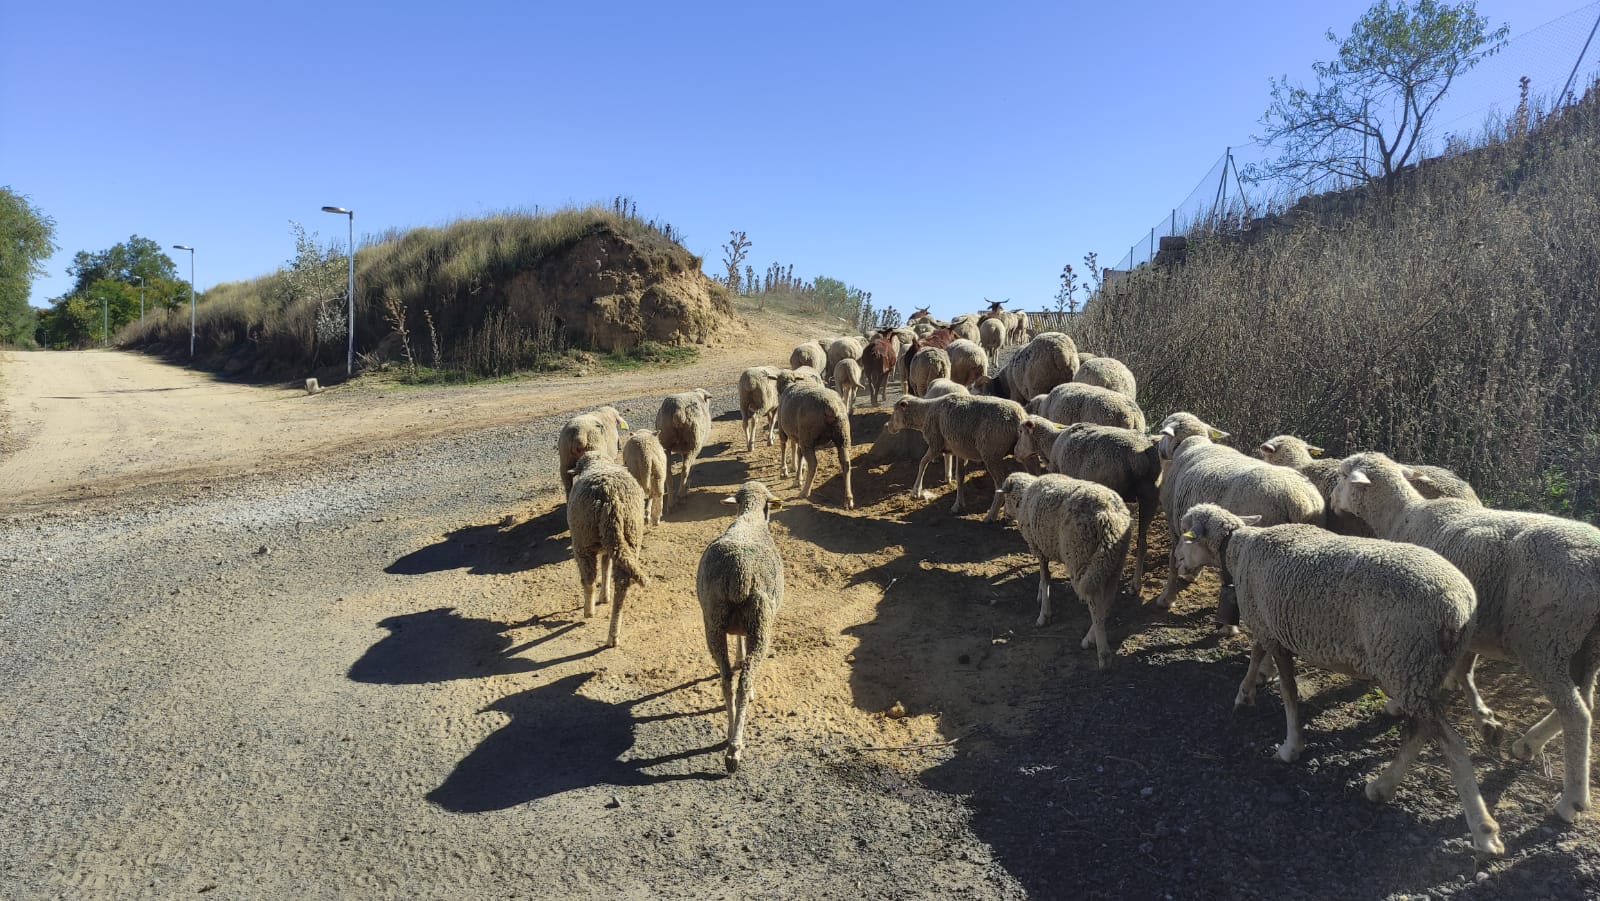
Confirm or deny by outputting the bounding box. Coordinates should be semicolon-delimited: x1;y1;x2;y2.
0;187;58;347
66;235;178;296
39;235;183;348
1256;0;1508;189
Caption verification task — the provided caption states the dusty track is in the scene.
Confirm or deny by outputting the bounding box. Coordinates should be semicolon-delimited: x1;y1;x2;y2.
2;330;1598;899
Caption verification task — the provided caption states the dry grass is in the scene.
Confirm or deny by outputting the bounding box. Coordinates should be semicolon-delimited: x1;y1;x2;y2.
1079;86;1600;521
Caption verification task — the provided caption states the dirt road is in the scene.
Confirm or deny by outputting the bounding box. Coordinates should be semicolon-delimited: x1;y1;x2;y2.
2;337;1598;899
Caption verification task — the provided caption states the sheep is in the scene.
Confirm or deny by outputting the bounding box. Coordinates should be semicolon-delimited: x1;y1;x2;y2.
1258;435;1480;505
978;318;1007;368
1015;416;1159;593
944;339;990;388
826;336;866;384
1026;382;1147;433
557;405;629;495
1152;413;1326;611
789;340;827;372
737;367;782;452
1333;452;1600;822
888;393;1023;518
860;335;898;406
697;480;786;773
1073;355;1137;401
620;429;668;527
908;347;951;397
565;452;647;649
834;358;864;409
776;382;854;509
1256;435;1481;536
951;316;981;344
655;389;714;504
923;378;969;486
979;332;1079;404
774;366;822;398
986;471;1133;669
1172;503;1502;857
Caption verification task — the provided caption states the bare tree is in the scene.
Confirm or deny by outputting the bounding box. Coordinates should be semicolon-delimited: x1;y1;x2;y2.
1254;0;1507;191
722;231;752;292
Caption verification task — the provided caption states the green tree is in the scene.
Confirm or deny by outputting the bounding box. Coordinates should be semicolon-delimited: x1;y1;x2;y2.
1255;0;1508;190
66;235;179;296
0;187;59;347
281;221;349;353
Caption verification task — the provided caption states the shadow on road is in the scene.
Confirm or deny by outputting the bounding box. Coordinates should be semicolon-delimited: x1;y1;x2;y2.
427;672;722;812
386;507;570;576
348;607;581;683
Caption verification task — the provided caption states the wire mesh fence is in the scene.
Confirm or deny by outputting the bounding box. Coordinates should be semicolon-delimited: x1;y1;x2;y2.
1110;1;1600;273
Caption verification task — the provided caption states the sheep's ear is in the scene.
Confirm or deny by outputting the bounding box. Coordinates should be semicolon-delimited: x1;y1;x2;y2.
721;496;738;506
768;498;784;510
1209;427;1230;440
1238;514;1263;526
1258;441;1277;455
1347;469;1372;485
566;467;578;476
1159;425;1176;437
619;418;629;430
1022;419;1036;431
1307;444;1324;457
1401;466;1436;487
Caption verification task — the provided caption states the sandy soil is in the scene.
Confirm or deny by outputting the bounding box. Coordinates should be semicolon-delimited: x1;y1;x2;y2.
2;314;1597;899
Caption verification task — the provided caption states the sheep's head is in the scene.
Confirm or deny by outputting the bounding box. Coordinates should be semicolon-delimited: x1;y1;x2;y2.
1015;416;1051;467
1333;452;1412;518
1156;413;1228;460
721;480;783;520
887;398;913;434
986;471;1038;522
1174;504;1259;581
1257;435;1321;466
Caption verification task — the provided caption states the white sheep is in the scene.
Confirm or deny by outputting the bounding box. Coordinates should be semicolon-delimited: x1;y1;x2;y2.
621;429;668;526
944;338;990;388
978;317;1007;365
738;367;782;452
557;405;629;495
1152;413;1326;611
1026;382;1147;433
1073;355;1137;401
1257;435;1481;523
826;336;866;385
1173;503;1502;857
1333;452;1600;822
776;382;854;509
950;315;981;344
980;332;1079;404
888;393;1023;518
834;358;864;409
697;480;786;773
655;389;714;505
908;346;952;397
987;471;1133;669
789;340;827;373
565;452;648;648
1016;416;1159;593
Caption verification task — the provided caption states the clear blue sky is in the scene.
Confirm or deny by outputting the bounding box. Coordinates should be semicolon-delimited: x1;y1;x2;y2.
4;0;1594;319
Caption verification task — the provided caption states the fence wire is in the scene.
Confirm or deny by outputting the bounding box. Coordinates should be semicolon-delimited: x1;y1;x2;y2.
1110;1;1600;273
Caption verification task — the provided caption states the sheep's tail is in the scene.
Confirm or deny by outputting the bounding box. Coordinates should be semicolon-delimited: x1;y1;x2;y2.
609;532;648;587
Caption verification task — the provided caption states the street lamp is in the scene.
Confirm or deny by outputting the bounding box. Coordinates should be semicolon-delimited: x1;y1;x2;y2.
172;245;195;358
321;206;355;376
133;275;145;322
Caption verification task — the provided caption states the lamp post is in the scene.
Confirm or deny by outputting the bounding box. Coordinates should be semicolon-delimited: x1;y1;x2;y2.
133;275;145;322
172;245;195;358
321;206;355;376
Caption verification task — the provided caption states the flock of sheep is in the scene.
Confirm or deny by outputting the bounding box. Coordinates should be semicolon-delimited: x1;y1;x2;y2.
552;305;1600;857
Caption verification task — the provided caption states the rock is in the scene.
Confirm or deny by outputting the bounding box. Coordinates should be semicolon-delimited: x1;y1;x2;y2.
606;795;622;809
885;702;907;719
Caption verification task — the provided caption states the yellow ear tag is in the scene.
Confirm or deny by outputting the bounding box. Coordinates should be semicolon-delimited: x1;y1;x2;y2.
1181;530;1196;539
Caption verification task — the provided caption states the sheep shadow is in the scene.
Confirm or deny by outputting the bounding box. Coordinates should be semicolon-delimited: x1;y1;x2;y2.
918;647;1597;898
427;672;722;812
348;607;581;684
386;506;570;576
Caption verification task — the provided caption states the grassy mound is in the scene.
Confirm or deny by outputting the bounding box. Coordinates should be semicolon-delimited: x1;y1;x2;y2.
118;206;735;381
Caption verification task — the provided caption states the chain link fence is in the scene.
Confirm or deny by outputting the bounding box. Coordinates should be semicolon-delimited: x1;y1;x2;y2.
1111;2;1600;273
